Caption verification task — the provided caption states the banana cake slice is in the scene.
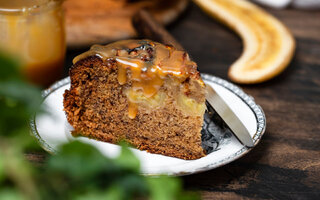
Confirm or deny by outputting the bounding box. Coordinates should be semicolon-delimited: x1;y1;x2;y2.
63;39;206;160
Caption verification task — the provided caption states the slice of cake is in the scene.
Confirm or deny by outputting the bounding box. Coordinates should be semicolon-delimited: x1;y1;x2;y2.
63;39;206;160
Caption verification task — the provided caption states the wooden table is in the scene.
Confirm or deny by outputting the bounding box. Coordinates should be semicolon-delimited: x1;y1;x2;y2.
64;3;320;199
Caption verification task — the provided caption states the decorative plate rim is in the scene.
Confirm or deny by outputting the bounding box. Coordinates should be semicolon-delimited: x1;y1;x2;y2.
29;74;266;176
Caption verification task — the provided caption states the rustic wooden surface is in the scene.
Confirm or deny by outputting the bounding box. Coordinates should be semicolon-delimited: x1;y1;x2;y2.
64;0;188;47
64;3;320;200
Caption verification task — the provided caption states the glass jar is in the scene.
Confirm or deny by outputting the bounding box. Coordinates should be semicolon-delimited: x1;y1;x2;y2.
0;0;65;86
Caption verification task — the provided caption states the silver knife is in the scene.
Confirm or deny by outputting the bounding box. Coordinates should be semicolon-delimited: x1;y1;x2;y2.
206;84;254;147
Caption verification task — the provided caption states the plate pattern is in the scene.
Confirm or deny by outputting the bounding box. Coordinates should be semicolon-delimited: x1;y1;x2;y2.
201;74;266;144
192;74;266;173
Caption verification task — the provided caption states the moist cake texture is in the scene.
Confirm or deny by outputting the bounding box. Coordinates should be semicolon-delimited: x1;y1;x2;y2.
63;39;206;160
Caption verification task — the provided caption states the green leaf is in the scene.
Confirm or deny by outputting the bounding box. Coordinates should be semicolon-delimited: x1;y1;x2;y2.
147;176;182;200
115;174;149;199
0;76;42;140
103;185;124;200
0;153;4;183
74;185;123;200
0;188;23;200
114;143;140;172
43;141;151;200
46;141;110;180
0;52;42;138
0;80;42;113
0;52;22;81
146;176;200;200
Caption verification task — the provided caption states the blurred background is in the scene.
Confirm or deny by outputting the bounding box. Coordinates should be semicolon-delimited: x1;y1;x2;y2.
1;0;319;86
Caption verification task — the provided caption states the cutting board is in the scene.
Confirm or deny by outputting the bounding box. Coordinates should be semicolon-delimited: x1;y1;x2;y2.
64;0;188;48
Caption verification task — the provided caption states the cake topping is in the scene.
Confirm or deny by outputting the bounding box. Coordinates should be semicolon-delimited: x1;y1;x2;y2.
73;39;204;118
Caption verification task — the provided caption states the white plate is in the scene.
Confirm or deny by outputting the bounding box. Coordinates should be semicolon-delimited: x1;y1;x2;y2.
30;74;266;176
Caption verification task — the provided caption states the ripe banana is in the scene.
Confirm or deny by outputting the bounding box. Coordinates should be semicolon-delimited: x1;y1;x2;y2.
194;0;296;84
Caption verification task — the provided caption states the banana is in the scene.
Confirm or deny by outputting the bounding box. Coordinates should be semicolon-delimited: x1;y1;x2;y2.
194;0;296;84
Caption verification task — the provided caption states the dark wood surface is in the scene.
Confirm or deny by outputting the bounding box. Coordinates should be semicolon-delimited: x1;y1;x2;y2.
63;3;320;200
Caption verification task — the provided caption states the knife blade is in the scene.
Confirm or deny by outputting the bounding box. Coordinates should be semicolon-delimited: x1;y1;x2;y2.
206;84;254;147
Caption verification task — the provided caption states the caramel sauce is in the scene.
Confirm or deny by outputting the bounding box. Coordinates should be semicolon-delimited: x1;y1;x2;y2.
74;39;203;118
22;57;64;86
128;101;138;119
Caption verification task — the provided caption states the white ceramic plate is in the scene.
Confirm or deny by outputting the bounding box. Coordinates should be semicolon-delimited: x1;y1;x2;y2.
30;74;266;176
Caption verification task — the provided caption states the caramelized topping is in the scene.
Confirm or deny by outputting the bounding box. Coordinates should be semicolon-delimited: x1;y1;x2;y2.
74;39;204;118
128;102;138;119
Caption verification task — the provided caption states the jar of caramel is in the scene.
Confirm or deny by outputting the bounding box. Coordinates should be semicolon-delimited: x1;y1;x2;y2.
0;0;65;86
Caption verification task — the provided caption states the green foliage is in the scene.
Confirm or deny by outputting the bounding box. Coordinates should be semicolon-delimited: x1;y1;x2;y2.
0;188;23;200
39;141;149;200
147;176;200;200
0;52;42;152
148;176;182;200
0;52;42;200
0;53;200;200
0;153;4;182
0;52;22;81
115;142;141;172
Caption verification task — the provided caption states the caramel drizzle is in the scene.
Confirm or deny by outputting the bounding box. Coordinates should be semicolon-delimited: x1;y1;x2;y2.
73;39;202;119
128;102;138;119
